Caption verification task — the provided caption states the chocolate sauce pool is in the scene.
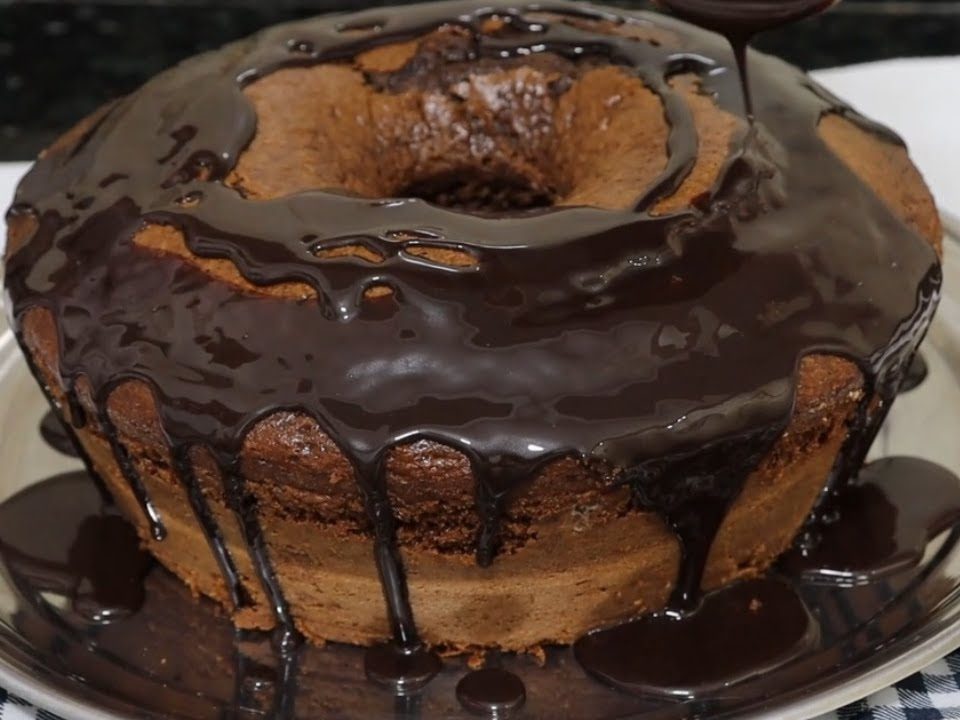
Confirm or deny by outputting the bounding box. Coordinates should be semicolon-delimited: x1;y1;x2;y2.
0;0;945;712
457;667;526;716
574;577;819;698
576;457;960;698
0;471;152;626
2;459;959;717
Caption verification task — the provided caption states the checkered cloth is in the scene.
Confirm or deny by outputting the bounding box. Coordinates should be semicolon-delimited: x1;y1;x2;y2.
3;653;960;720
0;689;61;720
830;653;960;720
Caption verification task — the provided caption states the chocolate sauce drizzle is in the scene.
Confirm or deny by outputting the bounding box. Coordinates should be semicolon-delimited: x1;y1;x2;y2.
3;0;940;687
456;667;526;716
656;0;839;114
168;445;247;608
95;400;166;541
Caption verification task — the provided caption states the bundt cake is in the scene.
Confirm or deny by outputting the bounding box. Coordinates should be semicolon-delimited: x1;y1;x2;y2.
3;0;942;656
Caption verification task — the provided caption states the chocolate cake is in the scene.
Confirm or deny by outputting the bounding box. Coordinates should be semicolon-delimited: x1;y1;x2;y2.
2;0;942;665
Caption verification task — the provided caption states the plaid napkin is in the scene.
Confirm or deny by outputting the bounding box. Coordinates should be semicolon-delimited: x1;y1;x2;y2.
4;651;960;720
830;652;960;720
0;688;61;720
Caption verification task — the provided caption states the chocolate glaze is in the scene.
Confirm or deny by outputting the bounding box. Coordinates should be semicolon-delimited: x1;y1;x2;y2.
0;471;152;626
782;457;960;585
39;409;79;457
574;577;819;698
169;445;248;609
575;457;960;698
217;456;294;636
94;399;166;542
456;667;526;716
901;351;929;392
3;0;940;678
231;629;302;719
2;461;960;716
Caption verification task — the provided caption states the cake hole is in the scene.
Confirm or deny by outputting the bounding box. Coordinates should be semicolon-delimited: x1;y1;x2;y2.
395;167;555;213
232;32;680;213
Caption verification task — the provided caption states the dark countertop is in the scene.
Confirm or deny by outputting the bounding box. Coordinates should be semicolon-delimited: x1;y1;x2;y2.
1;0;958;160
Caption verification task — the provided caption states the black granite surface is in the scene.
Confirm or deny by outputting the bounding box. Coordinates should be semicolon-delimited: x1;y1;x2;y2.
1;0;958;160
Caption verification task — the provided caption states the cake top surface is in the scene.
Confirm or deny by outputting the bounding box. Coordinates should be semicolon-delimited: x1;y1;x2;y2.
3;0;941;494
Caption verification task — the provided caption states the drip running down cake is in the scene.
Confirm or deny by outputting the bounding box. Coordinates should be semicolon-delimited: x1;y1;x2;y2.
3;0;942;658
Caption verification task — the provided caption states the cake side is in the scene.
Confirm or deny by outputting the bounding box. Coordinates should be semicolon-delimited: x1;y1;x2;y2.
3;2;943;652
20;303;862;648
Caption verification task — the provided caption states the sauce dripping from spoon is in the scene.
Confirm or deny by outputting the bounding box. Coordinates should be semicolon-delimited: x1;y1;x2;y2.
655;0;840;115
